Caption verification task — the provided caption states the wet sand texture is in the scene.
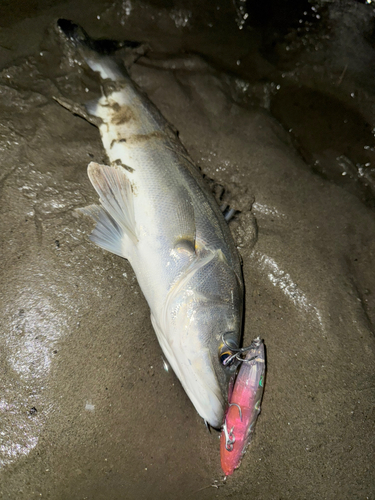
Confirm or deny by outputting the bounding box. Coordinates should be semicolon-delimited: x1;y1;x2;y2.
0;1;374;499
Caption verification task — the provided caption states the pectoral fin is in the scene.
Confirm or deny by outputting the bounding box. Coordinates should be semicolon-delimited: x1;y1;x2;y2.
171;186;197;251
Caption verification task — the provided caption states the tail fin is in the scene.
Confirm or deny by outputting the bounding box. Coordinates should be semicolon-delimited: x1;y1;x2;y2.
57;19;143;81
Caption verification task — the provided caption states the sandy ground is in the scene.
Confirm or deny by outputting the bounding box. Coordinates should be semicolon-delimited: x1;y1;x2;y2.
1;1;374;499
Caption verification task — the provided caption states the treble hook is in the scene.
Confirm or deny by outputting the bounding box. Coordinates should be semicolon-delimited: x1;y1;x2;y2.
222;420;235;451
221;333;261;366
228;402;243;422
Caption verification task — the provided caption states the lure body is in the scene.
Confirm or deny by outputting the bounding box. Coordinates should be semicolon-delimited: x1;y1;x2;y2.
220;338;266;475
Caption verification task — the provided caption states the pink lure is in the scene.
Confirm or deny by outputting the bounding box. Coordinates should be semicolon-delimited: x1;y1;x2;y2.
220;338;266;476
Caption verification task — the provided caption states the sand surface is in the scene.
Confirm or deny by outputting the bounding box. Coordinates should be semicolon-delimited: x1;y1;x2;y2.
0;1;374;498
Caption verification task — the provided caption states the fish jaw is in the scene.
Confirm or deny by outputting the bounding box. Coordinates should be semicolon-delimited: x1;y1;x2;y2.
151;298;239;429
152;315;225;427
149;250;243;428
220;339;266;475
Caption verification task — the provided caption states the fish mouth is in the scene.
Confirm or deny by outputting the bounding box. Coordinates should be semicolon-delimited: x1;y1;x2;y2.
168;344;226;428
151;315;225;428
178;364;225;429
181;353;225;428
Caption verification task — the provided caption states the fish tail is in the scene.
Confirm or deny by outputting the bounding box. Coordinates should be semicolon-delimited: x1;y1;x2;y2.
57;18;141;81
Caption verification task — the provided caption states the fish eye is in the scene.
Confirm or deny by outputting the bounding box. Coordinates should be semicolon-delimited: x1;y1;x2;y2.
219;333;238;366
219;350;235;366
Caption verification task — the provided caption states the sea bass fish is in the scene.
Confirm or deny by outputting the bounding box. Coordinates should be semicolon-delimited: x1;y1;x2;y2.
220;338;265;475
58;20;244;428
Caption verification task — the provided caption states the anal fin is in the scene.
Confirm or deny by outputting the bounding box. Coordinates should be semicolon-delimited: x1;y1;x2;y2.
87;162;138;244
53;95;102;127
77;204;130;259
78;162;138;259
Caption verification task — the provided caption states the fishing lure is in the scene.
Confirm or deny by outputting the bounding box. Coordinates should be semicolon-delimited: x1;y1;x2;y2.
220;338;266;476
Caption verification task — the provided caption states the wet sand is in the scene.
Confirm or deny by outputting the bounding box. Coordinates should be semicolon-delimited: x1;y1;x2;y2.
1;1;374;498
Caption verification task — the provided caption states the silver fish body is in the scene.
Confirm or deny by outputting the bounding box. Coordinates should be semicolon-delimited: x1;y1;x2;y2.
59;20;244;428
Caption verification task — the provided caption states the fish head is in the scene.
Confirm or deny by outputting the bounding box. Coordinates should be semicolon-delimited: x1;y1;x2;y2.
153;252;243;429
190;302;243;429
